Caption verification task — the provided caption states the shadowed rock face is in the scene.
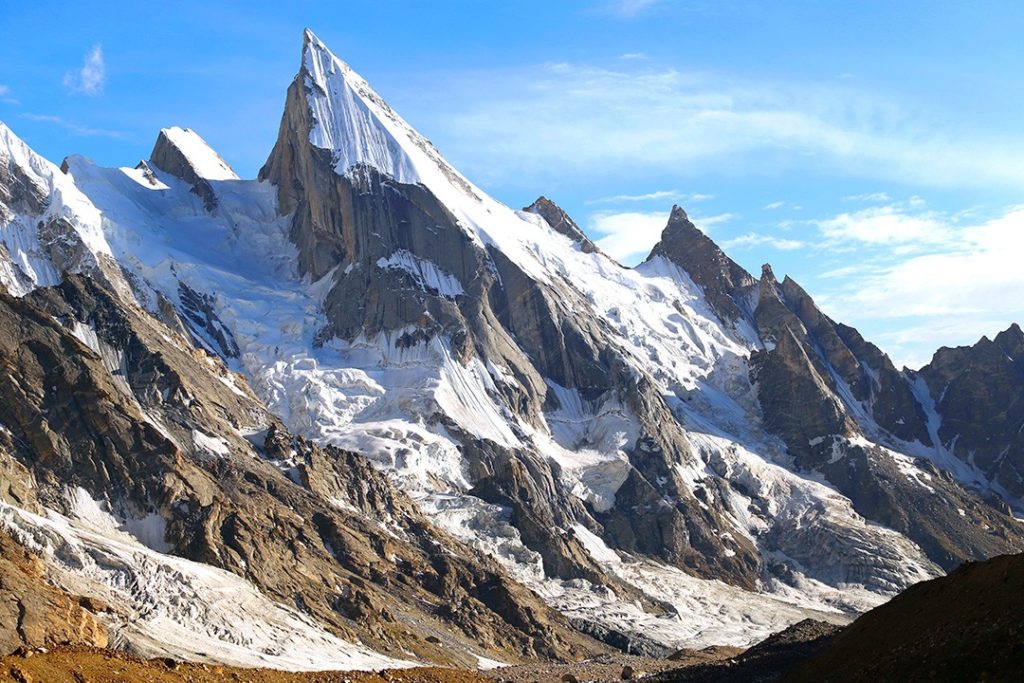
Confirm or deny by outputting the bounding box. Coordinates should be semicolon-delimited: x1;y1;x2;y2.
786;552;1024;683
919;324;1024;499
523;197;598;253
645;206;757;325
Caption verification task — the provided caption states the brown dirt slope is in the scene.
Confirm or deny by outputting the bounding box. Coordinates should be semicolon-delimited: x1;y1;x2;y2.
0;646;489;683
785;553;1024;683
0;530;108;654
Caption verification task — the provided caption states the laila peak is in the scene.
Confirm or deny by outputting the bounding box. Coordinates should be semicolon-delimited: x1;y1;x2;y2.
0;27;1021;677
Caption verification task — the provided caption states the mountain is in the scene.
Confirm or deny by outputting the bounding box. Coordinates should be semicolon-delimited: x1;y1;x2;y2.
0;28;1022;671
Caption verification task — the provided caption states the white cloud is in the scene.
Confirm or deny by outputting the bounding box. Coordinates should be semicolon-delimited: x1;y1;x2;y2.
812;205;1024;368
815;205;953;247
764;201;786;210
423;61;1024;190
589;209;732;264
22;113;123;138
620;52;648;60
587;189;711;204
63;45;105;96
0;85;8;96
723;233;806;251
844;191;891;202
589;210;669;264
608;0;662;17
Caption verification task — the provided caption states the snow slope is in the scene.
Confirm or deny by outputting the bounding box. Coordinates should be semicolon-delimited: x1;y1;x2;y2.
160;126;240;180
0;497;410;671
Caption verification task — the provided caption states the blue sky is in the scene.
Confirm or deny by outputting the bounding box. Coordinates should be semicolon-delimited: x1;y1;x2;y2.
2;0;1022;367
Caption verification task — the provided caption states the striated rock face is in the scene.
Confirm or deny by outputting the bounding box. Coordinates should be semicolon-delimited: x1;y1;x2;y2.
523;197;598;253
750;327;855;470
649;219;1024;572
258;30;761;590
919;324;1024;499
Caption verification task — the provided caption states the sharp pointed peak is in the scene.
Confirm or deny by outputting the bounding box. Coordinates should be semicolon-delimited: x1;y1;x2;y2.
669;204;691;222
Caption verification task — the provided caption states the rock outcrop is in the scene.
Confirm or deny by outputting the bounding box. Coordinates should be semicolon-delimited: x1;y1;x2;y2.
919;324;1024;500
523;197;598;253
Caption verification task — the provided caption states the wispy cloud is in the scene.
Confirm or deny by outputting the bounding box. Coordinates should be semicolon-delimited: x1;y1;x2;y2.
22;113;124;138
620;52;648;60
723;232;806;251
844;191;891;202
0;85;17;106
63;45;105;96
606;0;663;17
424;61;1024;190
587;189;712;205
815;205;953;249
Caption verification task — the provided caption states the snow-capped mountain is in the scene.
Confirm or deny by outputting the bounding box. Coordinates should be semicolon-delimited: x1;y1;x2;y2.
0;29;1022;668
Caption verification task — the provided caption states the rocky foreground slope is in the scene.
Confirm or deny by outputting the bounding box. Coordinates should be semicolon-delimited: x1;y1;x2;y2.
0;27;1023;670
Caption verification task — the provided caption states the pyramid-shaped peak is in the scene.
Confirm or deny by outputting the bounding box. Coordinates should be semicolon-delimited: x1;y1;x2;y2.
293;28;475;198
151;127;238;181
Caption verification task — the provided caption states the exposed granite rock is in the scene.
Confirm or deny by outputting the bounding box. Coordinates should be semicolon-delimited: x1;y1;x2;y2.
259;41;762;590
749;327;855;470
645;206;757;325
0;275;604;666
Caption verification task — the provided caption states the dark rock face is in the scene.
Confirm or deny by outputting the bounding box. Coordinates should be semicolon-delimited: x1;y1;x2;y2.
750;327;855;470
569;618;672;658
746;276;1024;570
919;324;1024;500
645;206;757;325
523;197;598;253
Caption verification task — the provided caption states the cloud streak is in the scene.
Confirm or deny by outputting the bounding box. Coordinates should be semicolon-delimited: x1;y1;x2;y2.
587;189;712;204
422;61;1024;190
63;45;105;96
22;113;124;138
589;209;732;265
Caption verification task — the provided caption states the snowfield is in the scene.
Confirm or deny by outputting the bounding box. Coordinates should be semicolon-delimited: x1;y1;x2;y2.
0;498;411;671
